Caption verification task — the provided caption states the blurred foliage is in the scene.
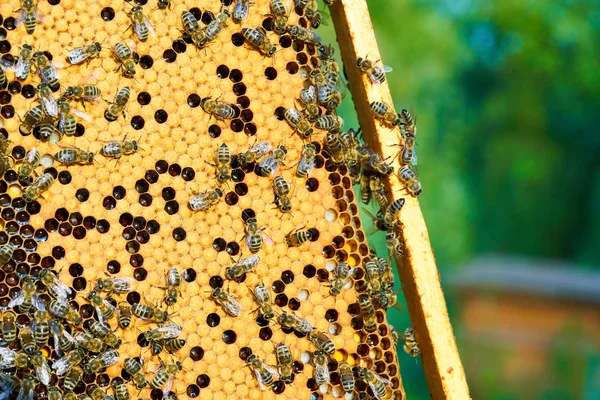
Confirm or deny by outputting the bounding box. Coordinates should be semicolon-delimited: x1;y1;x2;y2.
319;0;600;398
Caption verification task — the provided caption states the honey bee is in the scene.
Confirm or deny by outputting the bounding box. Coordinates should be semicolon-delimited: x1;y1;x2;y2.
67;42;102;65
242;27;277;56
49;319;76;356
112;42;137;78
74;331;105;353
14;44;34;80
357;56;392;84
278;311;313;334
272;175;292;214
225;254;260;281
361;149;394;175
304;0;327;29
150;361;182;392
37;83;58;117
365;259;382;293
403;327;420;357
384;198;405;228
211;287;242;317
9;276;45;313
1;311;17;343
49;299;83;326
399;108;416;137
52;348;85;376
269;0;289;35
89;321;121;348
88;293;116;324
47;387;64;400
124;357;147;389
285;226;312;247
358;294;377;332
63;365;83;392
316;115;344;132
31;309;50;347
204;9;230;44
132;303;168;323
201;96;237;121
258;145;287;176
33;52;61;91
104;86;130;121
250;283;275;321
401;136;417;166
164;337;186;353
89;385;111;400
100;136;139;159
39;268;71;300
370;101;401;126
0;348;17;368
244;217;273;253
16;0;40;34
156;0;172;10
359;368;391;400
299;85;320;122
325;132;345;164
54;147;94;166
213;143;232;185
317;83;342;111
247;354;279;390
30;350;51;385
145;323;182;342
111;378;130;400
162;267;182;306
0;372;16;396
236;140;271;167
181;11;207;48
308;330;335;355
17;375;35;400
328;261;349;297
398;166;422;196
84;349;119;375
19;326;36;354
64;84;102;107
233;0;252;23
338;362;355;395
18;147;39;184
312;351;330;386
117;302;132;329
295;143;317;178
369;175;388;212
128;6;154;42
285;107;313;138
188;187;223;211
275;342;294;383
56;99;76;136
19;105;43;135
287;25;322;45
23;172;54;203
0;243;16;268
0;154;13;178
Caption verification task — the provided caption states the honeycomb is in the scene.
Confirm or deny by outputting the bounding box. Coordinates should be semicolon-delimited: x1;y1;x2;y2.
0;0;406;399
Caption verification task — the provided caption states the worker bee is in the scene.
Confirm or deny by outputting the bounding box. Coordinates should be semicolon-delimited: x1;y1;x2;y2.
1;311;17;343
18;147;39;184
62;365;84;392
275;342;294;383
244;217;273;253
64;84;102;107
359;368;391;400
18;326;36;355
111;378;130;400
47;387;64;400
403;327;420;357
56;99;76;136
132;303;168;323
188;187;223;211
19;105;43;135
14;44;34;80
272;175;292;214
30;350;51;385
145;323;182;342
365;259;382;292
74;331;105;353
105;86;130;121
285;226;312;247
0;154;14;178
100;136;139;159
54;147;95;166
117;302;132;329
236;140;271;167
39;268;71;300
269;0;289;34
204;9;230;44
312;351;330;386
308;330;335;355
127;6;154;42
358;294;377;332
31;309;50;347
84;349;119;374
250;284;275;321
361;149;394;175
369;175;388;212
213;143;232;185
33;52;61;91
357;56;392;84
156;0;172;9
328;261;349;297
384;198;405;227
49;319;76;355
0;243;16;268
52;348;85;376
22;172;54;203
316;115;344;132
317;83;342;111
87;292;116;324
401;136;417;166
299;85;320;122
247;354;279;390
0;372;17;396
211;287;242;317
287;25;322;45
124;357;147;389
325;132;345;164
89;385;111;400
233;0;252;23
399;108;416;138
9;276;45;313
89;320;121;348
67;42;102;65
285;107;313;138
201;96;237;121
16;0;40;34
338;362;355;395
398;166;422;196
296;143;317;178
17;375;35;400
225;254;260;281
37;83;58;117
303;0;327;29
258;145;287;176
35;117;56;142
112;42;137;78
278;311;313;334
164;337;186;353
150;361;182;392
181;11;207;48
49;299;83;326
242;27;277;56
163;267;182;306
370;101;401;126
0;347;17;369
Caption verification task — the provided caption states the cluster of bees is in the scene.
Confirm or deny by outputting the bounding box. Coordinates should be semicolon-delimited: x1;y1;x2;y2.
0;0;423;399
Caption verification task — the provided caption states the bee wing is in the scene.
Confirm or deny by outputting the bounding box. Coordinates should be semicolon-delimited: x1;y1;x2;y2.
263;363;280;379
52;354;71;375
17;384;34;400
251;141;272;158
162;375;175;397
113;277;134;293
95;306;107;324
410;147;418;166
71;107;92;122
367;70;383;85
7;291;25;308
143;16;156;36
101;350;119;367
49;279;72;301
0;348;16;368
156;324;182;339
383;64;393;73
261;232;274;247
319;10;331;26
2;57;16;71
298;157;315;176
35;359;51;385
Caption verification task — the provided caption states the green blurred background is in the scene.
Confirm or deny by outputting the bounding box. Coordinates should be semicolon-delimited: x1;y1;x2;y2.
319;0;600;398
